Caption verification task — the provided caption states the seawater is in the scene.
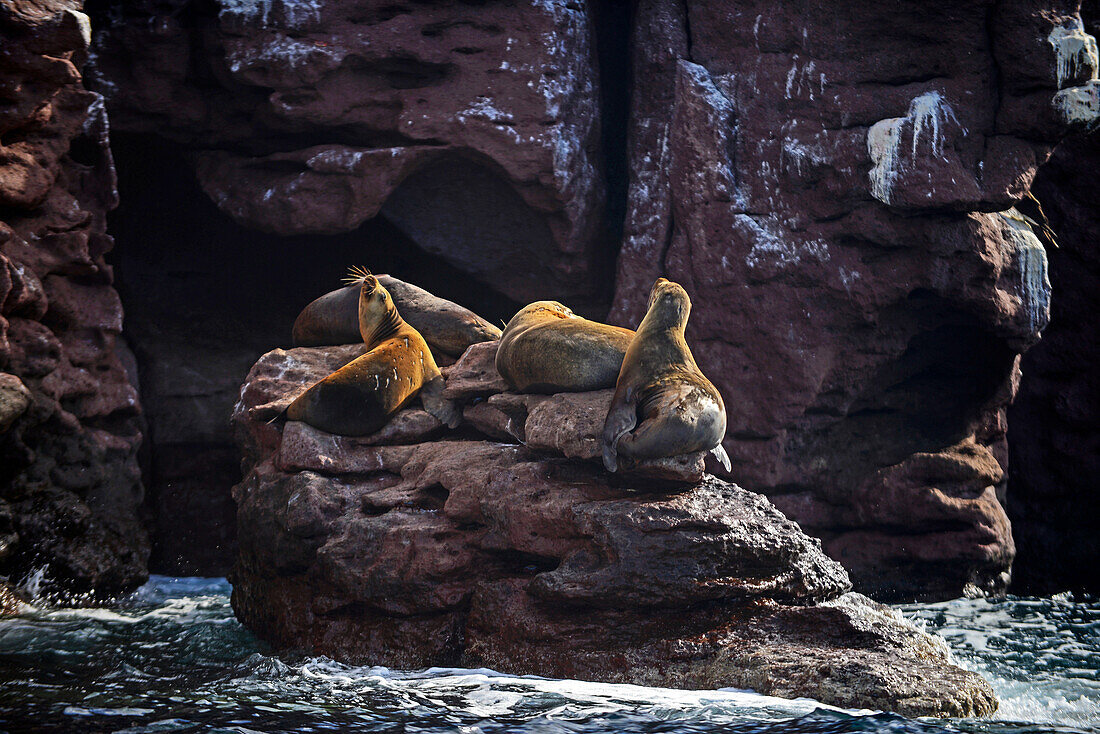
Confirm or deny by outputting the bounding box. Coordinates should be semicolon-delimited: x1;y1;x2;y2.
0;577;1097;734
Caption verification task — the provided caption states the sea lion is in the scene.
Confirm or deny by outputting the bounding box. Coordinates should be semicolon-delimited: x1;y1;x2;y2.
601;278;731;473
285;274;460;435
292;273;501;358
495;301;635;393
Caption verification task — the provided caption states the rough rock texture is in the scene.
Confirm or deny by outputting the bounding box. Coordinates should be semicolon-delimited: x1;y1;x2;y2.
230;344;997;718
86;0;606;305
607;0;1100;601
82;0;608;575
75;0;1100;598
0;0;148;594
1008;1;1100;594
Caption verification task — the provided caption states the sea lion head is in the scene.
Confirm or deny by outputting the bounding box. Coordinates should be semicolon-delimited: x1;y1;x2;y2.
354;271;401;345
644;277;691;330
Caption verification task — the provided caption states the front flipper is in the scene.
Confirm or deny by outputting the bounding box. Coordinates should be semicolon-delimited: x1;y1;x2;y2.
420;375;461;428
710;442;732;473
601;388;638;473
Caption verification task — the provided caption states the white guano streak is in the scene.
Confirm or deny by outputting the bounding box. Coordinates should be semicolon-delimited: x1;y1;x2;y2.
998;209;1051;335
867;91;959;205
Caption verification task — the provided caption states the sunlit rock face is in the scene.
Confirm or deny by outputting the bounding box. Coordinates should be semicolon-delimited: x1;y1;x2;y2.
0;1;148;594
86;0;606;305
1009;0;1100;597
609;0;1096;601
228;342;998;719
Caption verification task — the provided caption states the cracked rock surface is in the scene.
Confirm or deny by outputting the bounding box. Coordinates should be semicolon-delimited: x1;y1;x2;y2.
230;342;997;717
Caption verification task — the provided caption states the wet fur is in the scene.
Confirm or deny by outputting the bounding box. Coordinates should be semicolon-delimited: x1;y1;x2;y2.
602;279;731;473
286;276;459;436
291;273;500;358
495;301;635;393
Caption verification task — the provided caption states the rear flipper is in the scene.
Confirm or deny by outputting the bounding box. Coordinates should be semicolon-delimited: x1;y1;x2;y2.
601;398;638;473
420;375;461;429
710;442;732;473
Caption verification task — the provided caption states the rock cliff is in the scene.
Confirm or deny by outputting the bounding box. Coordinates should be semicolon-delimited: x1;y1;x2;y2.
608;0;1098;600
0;0;147;596
42;0;1100;597
230;341;997;718
1008;0;1100;594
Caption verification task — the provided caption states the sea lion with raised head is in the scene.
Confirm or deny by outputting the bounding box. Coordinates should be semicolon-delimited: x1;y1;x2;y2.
601;278;731;473
292;273;501;358
286;273;460;435
495;301;635;393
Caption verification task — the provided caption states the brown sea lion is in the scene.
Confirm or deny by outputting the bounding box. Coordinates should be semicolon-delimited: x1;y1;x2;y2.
495;301;636;394
292;273;501;358
286;274;459;435
601;278;731;473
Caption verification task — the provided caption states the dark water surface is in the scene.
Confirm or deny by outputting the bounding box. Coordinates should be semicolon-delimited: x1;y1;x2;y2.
0;577;1096;734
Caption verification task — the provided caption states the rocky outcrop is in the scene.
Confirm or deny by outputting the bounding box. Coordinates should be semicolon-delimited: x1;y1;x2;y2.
607;0;1099;601
86;0;606;305
1009;0;1100;595
1009;129;1100;595
230;343;997;718
0;0;147;594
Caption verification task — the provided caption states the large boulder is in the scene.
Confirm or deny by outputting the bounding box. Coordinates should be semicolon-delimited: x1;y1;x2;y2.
0;0;148;595
609;0;1099;600
229;343;997;718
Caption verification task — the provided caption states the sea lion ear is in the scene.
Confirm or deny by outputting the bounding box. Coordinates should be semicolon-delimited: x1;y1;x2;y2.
647;280;663;310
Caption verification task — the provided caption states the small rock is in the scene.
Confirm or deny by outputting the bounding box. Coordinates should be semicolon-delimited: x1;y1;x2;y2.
0;373;32;433
442;341;508;400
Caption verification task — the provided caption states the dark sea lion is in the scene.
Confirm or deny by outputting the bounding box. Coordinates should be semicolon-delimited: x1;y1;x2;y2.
286;274;460;435
601;278;731;473
292;273;501;358
495;301;635;393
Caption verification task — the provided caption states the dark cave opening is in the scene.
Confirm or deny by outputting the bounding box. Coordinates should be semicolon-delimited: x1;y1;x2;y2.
794;320;1018;488
107;133;522;574
591;0;635;260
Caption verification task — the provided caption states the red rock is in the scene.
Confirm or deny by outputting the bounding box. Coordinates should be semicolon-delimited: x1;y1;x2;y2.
606;0;1097;601
65;0;1100;603
1009;0;1100;595
229;351;996;717
89;0;607;304
441;340;508;400
0;0;147;596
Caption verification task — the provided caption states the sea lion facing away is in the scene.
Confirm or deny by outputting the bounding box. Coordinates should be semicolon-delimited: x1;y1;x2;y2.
292;274;502;358
601;278;731;473
286;274;459;435
495;301;636;393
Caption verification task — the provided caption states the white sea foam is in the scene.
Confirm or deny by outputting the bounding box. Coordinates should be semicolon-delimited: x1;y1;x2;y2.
901;595;1100;728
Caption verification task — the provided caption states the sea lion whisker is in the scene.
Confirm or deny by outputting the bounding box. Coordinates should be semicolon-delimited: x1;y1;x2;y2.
342;265;373;285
